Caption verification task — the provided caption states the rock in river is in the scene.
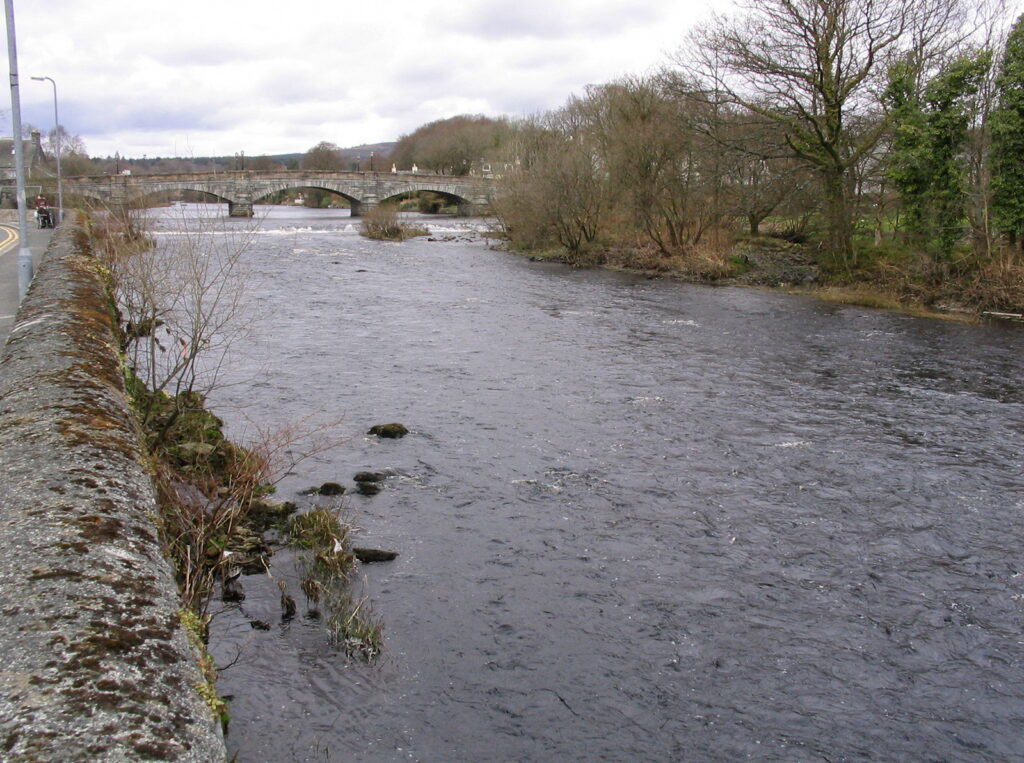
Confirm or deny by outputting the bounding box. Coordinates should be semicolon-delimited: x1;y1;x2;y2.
368;423;409;439
317;482;345;496
353;547;399;563
354;471;386;483
356;482;382;496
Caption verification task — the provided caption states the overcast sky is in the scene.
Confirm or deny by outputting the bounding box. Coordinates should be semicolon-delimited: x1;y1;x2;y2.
2;0;729;159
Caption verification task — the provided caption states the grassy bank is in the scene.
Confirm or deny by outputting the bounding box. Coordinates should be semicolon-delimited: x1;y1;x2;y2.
503;232;1024;322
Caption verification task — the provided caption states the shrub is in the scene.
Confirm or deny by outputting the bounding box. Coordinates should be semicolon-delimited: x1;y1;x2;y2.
359;204;428;241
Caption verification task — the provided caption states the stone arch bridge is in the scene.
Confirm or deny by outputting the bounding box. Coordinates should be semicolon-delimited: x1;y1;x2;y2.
63;170;496;217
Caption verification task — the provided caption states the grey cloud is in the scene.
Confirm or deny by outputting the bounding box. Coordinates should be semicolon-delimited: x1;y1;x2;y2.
142;42;252;68
391;63;459;89
452;0;663;41
508;46;579;71
66;99;231;136
255;71;351;106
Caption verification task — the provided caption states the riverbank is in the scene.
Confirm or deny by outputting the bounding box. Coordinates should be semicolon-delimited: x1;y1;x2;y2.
503;235;1023;324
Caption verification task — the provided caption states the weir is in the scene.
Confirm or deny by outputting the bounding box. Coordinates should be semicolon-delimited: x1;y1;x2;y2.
0;219;226;760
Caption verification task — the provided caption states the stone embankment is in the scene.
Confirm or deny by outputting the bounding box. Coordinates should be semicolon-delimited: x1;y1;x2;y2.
0;219;226;760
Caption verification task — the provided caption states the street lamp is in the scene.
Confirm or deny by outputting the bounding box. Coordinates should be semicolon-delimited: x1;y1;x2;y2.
30;75;61;225
4;0;32;299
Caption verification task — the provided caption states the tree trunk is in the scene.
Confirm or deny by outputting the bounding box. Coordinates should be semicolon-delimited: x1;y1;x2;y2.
749;214;760;236
822;169;855;270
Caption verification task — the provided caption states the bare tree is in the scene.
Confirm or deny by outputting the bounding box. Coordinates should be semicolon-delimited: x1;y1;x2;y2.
300;141;346;171
391;115;511;175
95;205;259;438
579;77;717;253
493;116;607;259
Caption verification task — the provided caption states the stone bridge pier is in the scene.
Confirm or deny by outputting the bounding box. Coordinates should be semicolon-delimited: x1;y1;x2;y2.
228;201;253;217
349;201;375;217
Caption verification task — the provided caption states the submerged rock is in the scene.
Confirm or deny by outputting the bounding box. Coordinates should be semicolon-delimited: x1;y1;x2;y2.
353;547;399;563
368;423;409;439
354;471;385;483
317;482;346;496
222;577;244;603
248;499;298;532
356;482;381;496
226;526;273;574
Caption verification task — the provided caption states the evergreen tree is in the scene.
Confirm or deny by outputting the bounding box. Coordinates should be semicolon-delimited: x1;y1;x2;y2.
886;61;931;237
991;14;1024;246
887;52;991;259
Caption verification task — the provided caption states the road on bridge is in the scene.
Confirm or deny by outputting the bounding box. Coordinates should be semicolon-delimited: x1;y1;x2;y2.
0;223;53;346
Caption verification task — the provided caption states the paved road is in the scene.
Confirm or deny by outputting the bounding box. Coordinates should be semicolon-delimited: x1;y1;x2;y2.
0;222;54;346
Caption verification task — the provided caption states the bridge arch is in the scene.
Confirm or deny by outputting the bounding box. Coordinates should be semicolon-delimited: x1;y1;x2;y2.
379;185;478;216
129;185;234;206
250;182;361;208
379;187;471;206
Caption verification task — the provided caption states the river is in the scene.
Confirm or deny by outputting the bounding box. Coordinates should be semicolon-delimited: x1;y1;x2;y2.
153;204;1024;761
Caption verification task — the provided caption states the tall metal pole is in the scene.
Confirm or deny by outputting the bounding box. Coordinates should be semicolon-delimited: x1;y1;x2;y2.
32;76;60;225
4;0;32;300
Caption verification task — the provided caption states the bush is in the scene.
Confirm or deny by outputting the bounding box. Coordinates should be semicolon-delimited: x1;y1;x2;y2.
359;204;428;241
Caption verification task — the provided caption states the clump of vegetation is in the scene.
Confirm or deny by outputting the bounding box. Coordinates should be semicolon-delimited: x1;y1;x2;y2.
88;205;279;612
87;208;379;645
288;507;383;659
180;610;229;730
394;191;461;215
417;192;458;215
359;204;428;241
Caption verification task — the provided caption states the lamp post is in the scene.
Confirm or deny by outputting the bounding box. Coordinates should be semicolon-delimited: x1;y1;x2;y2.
30;75;61;225
5;0;32;299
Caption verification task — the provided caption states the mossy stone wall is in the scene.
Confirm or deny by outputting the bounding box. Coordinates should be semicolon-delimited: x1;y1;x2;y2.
0;216;226;761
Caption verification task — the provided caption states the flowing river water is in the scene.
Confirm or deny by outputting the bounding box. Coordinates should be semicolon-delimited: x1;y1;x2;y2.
153;204;1024;761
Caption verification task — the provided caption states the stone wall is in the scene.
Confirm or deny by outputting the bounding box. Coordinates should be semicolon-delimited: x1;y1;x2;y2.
0;219;226;760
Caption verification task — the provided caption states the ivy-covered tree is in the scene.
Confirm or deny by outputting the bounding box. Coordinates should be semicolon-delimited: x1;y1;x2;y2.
991;14;1024;247
886;51;991;259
